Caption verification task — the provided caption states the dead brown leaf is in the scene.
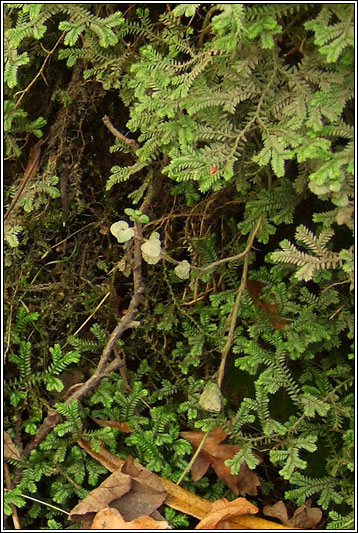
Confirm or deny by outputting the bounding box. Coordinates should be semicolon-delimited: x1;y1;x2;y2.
91;416;132;433
69;466;132;526
196;497;258;529
263;499;322;529
181;427;227;447
263;501;290;525
262;501;288;526
180;427;260;496
191;452;212;481
69;456;168;528
4;432;22;461
291;500;322;529
111;456;167;521
77;438;122;472
75;440;296;528
91;507;170;529
246;280;287;330
76;439;213;519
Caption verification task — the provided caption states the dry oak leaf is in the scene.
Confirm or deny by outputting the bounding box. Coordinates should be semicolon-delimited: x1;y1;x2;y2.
112;456;168;521
91;507;170;529
77;439;213;520
263;499;322;529
180;427;260;496
291;501;322;529
196;497;258;529
263;500;290;525
69;456;167;527
76;440;295;528
69;467;132;526
4;432;22;461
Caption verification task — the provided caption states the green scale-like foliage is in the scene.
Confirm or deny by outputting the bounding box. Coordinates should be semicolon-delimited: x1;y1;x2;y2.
228;268;353;507
6;309;81;404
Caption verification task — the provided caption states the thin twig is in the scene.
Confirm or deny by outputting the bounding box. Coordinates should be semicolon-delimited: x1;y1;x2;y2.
24;409;59;456
14;32;65;109
4;489;69;516
62;291;111;350
176;430;210;486
4;303;13;363
217;217;263;389
4;462;21;529
322;279;351;292
41;222;97;257
23;219;145;453
160;219;262;273
198;5;221;48
66;212;146;395
102;115;140;152
4;140;42;220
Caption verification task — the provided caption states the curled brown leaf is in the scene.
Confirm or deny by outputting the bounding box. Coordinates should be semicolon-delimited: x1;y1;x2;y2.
196;497;258;529
180;428;260;496
91;508;170;529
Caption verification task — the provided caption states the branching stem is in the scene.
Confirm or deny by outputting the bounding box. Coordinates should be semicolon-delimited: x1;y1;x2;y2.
23;221;145;454
14;32;65;109
217;216;263;389
102;114;140;152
